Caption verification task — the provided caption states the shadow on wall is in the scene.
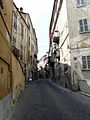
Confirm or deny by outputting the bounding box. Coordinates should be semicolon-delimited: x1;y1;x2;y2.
38;65;51;79
50;62;82;91
38;59;85;92
38;67;45;79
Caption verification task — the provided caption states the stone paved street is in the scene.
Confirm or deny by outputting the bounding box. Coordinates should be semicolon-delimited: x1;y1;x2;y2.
7;79;90;120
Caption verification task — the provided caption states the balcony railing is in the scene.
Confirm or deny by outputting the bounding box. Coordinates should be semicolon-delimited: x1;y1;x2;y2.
12;46;20;57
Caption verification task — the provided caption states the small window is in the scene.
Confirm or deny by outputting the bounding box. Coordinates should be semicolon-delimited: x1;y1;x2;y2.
12;37;16;46
29;37;30;46
28;24;30;30
0;0;3;9
20;45;23;60
28;51;30;61
13;12;17;31
87;56;90;69
20;44;23;51
77;0;85;6
82;56;90;69
79;19;88;33
21;23;24;38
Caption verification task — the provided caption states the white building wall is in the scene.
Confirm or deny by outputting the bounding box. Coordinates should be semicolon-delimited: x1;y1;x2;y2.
49;0;90;92
66;0;90;82
59;0;71;66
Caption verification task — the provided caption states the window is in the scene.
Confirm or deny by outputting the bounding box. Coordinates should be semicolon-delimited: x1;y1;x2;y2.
20;44;23;51
77;0;85;6
28;51;30;61
21;23;24;38
20;44;23;60
28;24;30;30
0;0;3;9
13;12;17;31
79;19;88;33
12;37;16;46
82;56;90;69
29;37;30;46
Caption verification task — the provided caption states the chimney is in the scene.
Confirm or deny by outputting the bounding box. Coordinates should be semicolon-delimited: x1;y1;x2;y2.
20;7;23;12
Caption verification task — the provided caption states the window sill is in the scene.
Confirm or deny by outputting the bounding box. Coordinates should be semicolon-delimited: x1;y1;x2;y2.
79;31;90;34
77;4;86;8
82;69;90;71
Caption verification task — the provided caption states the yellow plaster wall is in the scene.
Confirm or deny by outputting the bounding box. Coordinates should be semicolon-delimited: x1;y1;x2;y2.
0;0;13;34
0;16;11;64
0;0;13;63
0;59;11;99
12;54;25;101
0;0;13;99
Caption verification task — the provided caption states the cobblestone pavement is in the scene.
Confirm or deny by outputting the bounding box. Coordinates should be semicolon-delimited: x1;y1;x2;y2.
7;79;90;120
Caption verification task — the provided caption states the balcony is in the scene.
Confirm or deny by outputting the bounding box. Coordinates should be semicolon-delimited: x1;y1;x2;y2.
12;46;19;58
53;36;59;44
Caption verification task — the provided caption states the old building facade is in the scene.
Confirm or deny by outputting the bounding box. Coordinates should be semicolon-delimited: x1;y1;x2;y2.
38;53;49;79
0;1;38;120
49;0;90;92
0;0;13;119
29;27;38;80
12;3;38;81
20;11;38;80
12;4;28;73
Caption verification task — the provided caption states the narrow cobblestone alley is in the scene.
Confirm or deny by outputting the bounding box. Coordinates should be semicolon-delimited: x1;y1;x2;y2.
7;79;90;120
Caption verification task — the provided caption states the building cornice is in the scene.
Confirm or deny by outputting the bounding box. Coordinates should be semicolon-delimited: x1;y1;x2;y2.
13;2;30;30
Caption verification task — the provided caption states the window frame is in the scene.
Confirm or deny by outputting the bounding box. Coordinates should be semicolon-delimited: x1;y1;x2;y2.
79;19;89;33
12;37;16;46
13;12;17;31
82;56;90;70
77;0;86;7
21;23;24;38
0;0;3;9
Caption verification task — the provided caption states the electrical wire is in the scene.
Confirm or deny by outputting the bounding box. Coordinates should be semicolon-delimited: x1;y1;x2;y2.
69;35;90;48
60;47;90;63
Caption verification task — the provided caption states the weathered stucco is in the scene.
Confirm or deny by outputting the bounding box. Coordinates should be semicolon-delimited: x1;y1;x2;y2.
0;0;13;99
12;54;25;103
49;0;90;91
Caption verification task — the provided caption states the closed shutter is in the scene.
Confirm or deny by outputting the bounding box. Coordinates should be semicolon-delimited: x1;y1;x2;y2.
79;20;84;32
79;19;88;32
81;0;85;4
84;19;88;32
82;56;87;69
87;56;90;69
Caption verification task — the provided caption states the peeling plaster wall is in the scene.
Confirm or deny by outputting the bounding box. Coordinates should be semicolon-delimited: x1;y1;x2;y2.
59;0;71;66
12;54;25;103
0;0;13;119
66;0;90;82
